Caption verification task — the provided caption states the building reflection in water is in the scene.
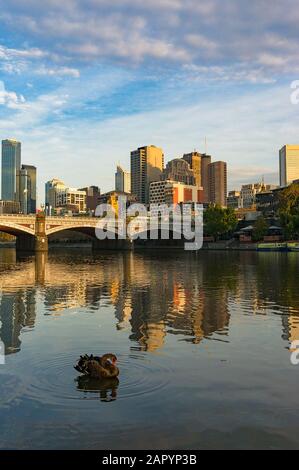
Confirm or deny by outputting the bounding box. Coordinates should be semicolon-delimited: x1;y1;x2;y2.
0;249;299;355
0;289;36;354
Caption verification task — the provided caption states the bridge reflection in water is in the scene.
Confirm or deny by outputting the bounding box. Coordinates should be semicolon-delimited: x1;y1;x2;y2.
0;250;299;357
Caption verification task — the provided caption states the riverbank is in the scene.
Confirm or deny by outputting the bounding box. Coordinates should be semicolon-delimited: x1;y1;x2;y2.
0;240;298;252
203;241;299;251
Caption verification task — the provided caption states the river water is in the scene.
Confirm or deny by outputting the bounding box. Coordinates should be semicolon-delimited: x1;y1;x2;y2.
0;248;299;449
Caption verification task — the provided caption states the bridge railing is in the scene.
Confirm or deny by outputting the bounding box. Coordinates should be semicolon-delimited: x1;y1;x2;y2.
0;214;36;217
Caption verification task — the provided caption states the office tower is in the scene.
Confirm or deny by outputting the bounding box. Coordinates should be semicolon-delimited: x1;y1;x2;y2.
150;180;204;205
45;179;66;215
182;152;202;188
208;161;227;207
55;187;86;214
162;158;196;186
201;153;211;203
79;186;101;213
20;164;36;214
130;145;164;204
1;139;21;202
115;165;131;193
279;145;299;186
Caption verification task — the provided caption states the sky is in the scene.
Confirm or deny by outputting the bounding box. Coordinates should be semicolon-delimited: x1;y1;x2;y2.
0;0;299;205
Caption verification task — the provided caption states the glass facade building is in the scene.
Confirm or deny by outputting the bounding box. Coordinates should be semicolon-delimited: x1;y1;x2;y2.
20;165;37;214
1;139;21;202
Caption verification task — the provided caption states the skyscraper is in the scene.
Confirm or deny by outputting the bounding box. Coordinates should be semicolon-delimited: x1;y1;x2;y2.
279;145;299;186
20;164;36;214
201;153;212;203
115;165;131;193
162;158;196;186
183;151;212;203
130;145;164;204
79;186;101;213
208;161;227;207
1;139;21;202
182;152;202;188
45;178;66;215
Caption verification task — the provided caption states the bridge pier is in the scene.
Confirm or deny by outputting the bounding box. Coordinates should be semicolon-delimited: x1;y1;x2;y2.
16;233;48;253
15;213;48;253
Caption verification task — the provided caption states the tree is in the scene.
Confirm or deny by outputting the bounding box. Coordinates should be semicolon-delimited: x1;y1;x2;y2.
278;183;299;240
204;205;237;240
252;216;268;242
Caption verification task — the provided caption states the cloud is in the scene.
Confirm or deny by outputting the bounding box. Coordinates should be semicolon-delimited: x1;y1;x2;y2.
0;43;80;79
36;65;80;78
0;44;46;60
0;0;298;79
182;63;277;84
0;81;26;108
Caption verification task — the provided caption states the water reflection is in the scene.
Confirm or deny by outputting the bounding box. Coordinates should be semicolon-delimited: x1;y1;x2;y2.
0;289;36;355
0;250;299;357
76;376;119;402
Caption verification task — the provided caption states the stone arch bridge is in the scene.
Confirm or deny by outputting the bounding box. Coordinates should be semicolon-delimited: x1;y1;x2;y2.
0;214;132;252
0;214;194;252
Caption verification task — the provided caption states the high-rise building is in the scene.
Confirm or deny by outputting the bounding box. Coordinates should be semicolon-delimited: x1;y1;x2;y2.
183;151;212;202
20;165;36;214
208;161;227;207
162;158;196;186
1;139;21;202
115;165;131;193
182;152;202;188
55;187;86;214
201;154;212;203
150;180;204;205
45;178;66;215
279;145;299;186
131;145;164;204
79;186;101;213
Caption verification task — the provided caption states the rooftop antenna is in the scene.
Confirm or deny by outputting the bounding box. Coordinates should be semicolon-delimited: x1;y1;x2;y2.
205;136;207;154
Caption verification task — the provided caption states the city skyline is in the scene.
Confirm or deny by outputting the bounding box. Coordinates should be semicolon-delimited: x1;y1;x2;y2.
1;137;299;209
1;1;299;204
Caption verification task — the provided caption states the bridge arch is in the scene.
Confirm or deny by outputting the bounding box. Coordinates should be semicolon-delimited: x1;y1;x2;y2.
46;224;99;237
0;222;35;237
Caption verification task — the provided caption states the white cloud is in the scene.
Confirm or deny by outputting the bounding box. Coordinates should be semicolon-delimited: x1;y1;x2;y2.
184;34;218;52
1;0;298;76
36;65;80;78
182;63;277;84
0;44;46;60
0;43;80;79
0;81;26;108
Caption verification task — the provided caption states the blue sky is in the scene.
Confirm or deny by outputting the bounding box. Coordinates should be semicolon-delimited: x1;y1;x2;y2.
0;0;299;204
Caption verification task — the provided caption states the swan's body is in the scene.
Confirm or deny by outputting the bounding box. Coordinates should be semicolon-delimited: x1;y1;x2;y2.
74;353;119;379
